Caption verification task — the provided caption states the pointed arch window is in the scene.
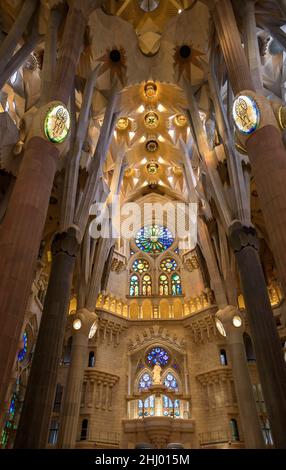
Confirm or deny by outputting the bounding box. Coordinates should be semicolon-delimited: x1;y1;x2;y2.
142;274;152;296
139;372;152;390
171;273;182;295
164;372;178;391
130;274;139;296
159;274;169;295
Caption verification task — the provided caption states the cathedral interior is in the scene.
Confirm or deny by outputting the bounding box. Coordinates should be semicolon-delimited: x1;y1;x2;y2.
1;0;286;450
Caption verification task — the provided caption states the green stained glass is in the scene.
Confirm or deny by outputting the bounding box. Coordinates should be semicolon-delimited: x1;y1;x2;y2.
135;225;174;255
130;274;139;296
171;273;182;295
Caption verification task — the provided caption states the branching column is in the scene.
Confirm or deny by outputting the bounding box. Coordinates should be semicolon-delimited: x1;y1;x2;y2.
212;0;286;297
0;0;94;433
57;309;98;448
15;228;79;448
215;306;265;448
229;222;286;448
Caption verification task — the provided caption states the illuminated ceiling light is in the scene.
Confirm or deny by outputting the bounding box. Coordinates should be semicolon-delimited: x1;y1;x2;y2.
144;81;157;98
178;9;182;14
137;105;145;113
174;114;187;127
215;319;226;337
116;116;129;130
146;162;159;175
157;103;165;113
158;156;164;164
146;139;159;152
144;111;159;129
139;136;146;143
129;131;135;140
73;319;82;331
233;315;242;328
158;135;165;143
89;321;98;339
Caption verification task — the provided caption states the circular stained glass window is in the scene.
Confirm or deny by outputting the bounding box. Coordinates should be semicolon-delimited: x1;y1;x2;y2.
160;258;177;272
146;347;170;366
132;258;149;273
135;225;174;255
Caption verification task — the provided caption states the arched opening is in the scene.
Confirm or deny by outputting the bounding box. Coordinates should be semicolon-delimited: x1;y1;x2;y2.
88;351;95;368
63;336;72;365
243;333;256;362
53;383;63;412
220;349;228;366
80;419;89;441
230;418;240;441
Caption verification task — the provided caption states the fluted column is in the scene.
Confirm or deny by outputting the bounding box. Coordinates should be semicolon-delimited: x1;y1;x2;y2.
229;221;286;448
215;306;265;448
15;228;80;448
58;309;98;448
0;1;93;410
213;0;286;298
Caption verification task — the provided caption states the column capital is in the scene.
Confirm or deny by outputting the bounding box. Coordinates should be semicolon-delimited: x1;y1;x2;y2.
228;220;259;253
215;305;246;337
51;226;80;258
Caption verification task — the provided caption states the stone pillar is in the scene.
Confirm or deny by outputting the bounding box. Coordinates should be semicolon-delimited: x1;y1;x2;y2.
215;306;265;448
14;228;79;448
0;1;92;410
57;309;98;448
213;0;286;298
229;221;286;448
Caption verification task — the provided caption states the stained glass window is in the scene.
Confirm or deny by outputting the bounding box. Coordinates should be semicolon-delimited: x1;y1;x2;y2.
135;225;174;255
171;273;182;295
130;274;139;296
132;258;149;273
18;332;27;362
162;396;180;417
160;258;177;273
139;372;152;390
159;274;169;295
164;372;178;391
146;347;170;367
138;395;155;417
142;274;152;296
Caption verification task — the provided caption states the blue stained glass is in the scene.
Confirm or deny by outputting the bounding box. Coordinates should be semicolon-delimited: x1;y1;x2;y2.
164;372;178;390
135;225;174;255
139;373;152;390
146;347;170;366
18;332;27;362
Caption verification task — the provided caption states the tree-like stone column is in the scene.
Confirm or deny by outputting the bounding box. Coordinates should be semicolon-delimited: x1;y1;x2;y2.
57;309;98;448
212;0;286;298
15;228;80;448
0;0;96;411
215;306;265;448
229;221;286;448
